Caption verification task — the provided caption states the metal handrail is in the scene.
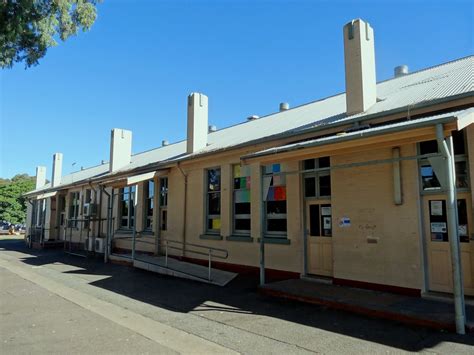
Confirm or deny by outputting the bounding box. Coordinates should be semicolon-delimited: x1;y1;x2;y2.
163;239;229;282
109;232;229;282
164;239;228;259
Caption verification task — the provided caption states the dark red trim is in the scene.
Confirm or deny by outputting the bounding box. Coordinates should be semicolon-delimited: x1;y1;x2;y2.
109;258;133;266
333;278;421;297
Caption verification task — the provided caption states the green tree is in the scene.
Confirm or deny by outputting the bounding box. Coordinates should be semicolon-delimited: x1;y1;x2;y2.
0;0;100;68
0;174;35;223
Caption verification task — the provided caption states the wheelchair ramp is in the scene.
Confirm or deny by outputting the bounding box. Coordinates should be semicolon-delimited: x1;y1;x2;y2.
133;255;238;286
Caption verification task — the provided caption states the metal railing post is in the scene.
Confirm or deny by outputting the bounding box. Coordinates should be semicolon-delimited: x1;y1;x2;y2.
69;221;73;254
165;241;168;267
208;249;212;281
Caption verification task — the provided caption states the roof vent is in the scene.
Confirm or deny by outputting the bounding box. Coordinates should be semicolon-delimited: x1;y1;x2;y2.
247;115;259;121
208;125;217;133
394;65;409;78
279;102;289;111
162;140;169;146
101;160;106;164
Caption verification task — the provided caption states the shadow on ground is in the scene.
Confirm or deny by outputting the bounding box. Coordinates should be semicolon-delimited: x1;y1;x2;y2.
2;237;473;351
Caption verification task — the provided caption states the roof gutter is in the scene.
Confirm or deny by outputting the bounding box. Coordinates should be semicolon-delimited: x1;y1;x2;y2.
241;114;459;161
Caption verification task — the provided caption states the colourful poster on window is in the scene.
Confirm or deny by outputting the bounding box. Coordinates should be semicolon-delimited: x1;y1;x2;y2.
267;186;275;201
240;165;251;177
272;175;286;186
212;218;221;230
274;186;286;201
233;165;241;178
235;190;250;203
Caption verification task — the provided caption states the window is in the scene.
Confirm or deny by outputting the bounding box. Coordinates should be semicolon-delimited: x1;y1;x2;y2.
309;204;332;237
68;192;80;228
144;180;154;230
429;199;469;243
419;131;469;191
263;163;287;236
303;157;331;198
206;168;221;233
159;177;168;231
83;189;92;229
233;164;251;234
59;195;66;227
119;186;136;229
37;199;45;226
31;200;38;227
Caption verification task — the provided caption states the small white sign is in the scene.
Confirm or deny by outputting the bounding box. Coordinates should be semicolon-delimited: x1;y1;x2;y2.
431;222;447;233
321;207;332;216
323;217;332;229
430;201;443;216
339;217;351;228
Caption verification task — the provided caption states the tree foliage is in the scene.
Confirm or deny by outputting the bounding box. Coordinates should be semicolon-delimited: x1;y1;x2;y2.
0;0;100;68
0;174;35;223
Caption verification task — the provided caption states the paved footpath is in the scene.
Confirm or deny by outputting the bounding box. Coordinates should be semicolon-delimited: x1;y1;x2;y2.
1;237;474;354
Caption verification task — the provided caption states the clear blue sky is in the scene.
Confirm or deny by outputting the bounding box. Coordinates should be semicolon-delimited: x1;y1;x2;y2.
1;0;472;179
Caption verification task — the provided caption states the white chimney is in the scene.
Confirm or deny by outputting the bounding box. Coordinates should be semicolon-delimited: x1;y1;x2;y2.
51;153;63;187
186;93;208;154
343;19;377;115
35;166;46;189
109;128;132;173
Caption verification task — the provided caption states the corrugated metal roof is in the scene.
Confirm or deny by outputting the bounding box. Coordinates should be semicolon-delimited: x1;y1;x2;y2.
27;56;473;196
243;108;474;159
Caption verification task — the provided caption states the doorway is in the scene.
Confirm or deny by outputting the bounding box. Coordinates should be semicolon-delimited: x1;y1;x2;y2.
423;193;474;295
306;201;333;277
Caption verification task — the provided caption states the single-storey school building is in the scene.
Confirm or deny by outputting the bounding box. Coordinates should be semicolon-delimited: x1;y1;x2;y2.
25;19;473;326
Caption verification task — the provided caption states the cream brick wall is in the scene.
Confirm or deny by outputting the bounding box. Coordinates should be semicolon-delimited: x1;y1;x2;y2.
167;156;303;273
331;144;422;289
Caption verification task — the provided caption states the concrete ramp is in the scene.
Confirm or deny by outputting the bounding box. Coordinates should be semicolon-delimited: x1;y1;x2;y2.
133;255;237;287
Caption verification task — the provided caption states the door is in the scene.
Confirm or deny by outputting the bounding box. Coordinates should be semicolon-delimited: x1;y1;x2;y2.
424;193;474;295
306;201;333;276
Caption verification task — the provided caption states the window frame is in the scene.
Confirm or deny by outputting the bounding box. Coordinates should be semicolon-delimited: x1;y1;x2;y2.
143;179;155;231
418;131;470;195
118;186;136;230
232;164;251;236
159;177;168;231
83;188;92;229
303;157;332;200
263;164;287;237
205;167;221;235
68;191;80;228
37;199;46;227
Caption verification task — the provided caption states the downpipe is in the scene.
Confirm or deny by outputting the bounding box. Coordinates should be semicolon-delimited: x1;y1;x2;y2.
101;186;113;263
